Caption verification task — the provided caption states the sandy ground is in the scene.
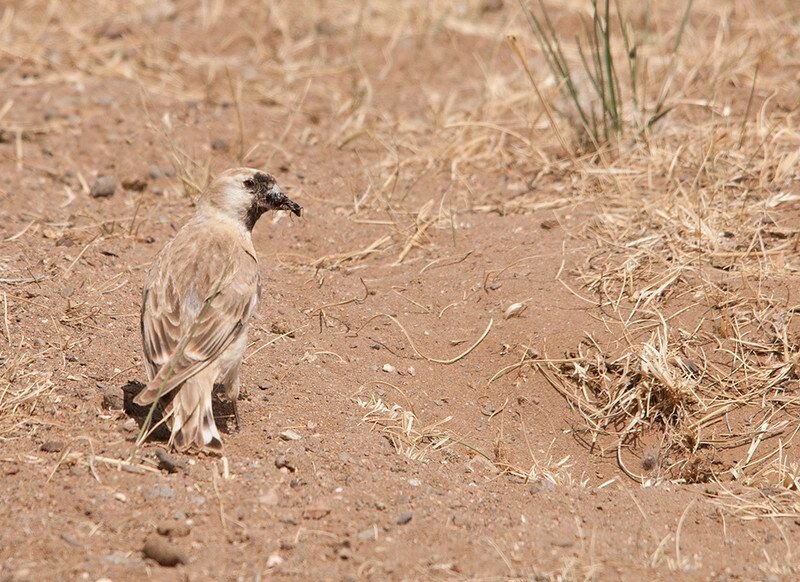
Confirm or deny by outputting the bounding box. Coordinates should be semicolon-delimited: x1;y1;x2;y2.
2;1;800;580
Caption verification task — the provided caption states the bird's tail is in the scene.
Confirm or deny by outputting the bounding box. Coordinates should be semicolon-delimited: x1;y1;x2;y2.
164;370;223;452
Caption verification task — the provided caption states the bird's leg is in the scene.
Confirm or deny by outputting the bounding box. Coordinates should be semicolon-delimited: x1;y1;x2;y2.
224;375;241;432
232;398;241;431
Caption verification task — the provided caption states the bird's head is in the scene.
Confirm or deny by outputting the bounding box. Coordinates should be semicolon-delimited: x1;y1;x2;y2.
200;167;302;231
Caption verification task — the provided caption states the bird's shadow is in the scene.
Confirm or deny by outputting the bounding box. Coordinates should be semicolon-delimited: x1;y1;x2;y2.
121;380;239;443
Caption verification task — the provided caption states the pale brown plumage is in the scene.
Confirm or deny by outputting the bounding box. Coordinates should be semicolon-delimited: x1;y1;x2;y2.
134;167;301;451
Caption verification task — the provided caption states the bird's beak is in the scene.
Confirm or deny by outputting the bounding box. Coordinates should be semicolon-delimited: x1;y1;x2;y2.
265;185;302;217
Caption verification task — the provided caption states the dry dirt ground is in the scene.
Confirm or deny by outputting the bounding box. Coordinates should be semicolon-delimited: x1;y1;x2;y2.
2;1;800;580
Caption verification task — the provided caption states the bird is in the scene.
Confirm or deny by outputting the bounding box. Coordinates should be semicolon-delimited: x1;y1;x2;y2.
134;167;302;451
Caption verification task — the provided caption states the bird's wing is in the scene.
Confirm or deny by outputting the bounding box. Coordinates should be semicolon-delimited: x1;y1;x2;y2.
135;227;259;405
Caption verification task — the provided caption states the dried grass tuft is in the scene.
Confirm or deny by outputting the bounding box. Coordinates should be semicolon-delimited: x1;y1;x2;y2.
356;393;585;486
0;350;54;437
537;97;800;492
356;395;454;461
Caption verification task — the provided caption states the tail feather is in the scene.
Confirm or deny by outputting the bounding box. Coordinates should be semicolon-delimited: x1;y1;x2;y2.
133;355;213;407
164;371;222;452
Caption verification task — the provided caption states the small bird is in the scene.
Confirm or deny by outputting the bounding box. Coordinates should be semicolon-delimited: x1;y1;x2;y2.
134;168;302;451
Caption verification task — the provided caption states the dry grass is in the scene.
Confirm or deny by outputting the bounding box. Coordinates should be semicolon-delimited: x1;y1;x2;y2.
430;2;800;504
356;394;454;461
534;103;800;488
356;392;585;486
0;349;54;438
2;0;799;528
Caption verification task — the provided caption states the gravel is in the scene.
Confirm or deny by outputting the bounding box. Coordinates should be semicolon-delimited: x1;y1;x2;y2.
90;175;117;197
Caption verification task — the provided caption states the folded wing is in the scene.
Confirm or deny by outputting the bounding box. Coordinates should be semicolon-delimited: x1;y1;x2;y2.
135;229;259;406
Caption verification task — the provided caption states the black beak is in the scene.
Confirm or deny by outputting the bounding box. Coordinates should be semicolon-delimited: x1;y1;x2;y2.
265;185;302;217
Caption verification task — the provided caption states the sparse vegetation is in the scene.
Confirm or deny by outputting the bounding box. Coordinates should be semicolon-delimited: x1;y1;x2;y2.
0;0;799;578
515;0;693;150
0;350;54;437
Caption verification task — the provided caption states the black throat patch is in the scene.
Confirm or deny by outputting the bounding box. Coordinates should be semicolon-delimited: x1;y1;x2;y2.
242;172;276;231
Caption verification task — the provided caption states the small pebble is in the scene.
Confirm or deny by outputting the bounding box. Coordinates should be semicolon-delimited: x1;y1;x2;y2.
122;418;138;432
98;383;123;410
156;520;191;538
211;138;229;151
396;511;413;525
121;177;148;192
266;553;283;568
90;175;117;198
104;552;133;566
357;527;377;541
275;456;296;472
40;441;65;453
155;448;184;473
146;485;176;500
280;429;302;441
408;478;421;487
382;363;396;373
480;0;504;13
302;504;331;520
